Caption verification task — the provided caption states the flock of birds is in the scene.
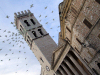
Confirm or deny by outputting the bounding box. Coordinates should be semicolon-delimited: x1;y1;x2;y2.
0;2;60;74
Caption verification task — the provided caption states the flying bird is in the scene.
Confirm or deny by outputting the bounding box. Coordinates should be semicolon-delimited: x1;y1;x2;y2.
5;54;8;56
6;15;9;18
39;15;41;17
45;16;47;18
45;6;47;9
11;22;13;24
39;20;41;22
52;11;53;13
4;30;6;32
0;49;2;51
30;4;33;8
46;22;48;24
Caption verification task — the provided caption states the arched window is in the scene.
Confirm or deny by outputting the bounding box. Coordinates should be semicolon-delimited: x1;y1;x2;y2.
97;63;100;69
24;20;30;26
32;31;37;37
30;19;36;25
38;29;43;35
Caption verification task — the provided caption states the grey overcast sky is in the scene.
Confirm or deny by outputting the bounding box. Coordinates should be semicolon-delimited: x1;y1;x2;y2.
0;0;63;75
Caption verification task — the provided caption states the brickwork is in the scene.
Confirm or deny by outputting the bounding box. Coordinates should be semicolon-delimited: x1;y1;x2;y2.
57;0;100;74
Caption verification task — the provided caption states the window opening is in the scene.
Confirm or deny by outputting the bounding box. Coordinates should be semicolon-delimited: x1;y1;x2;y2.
38;29;43;35
32;31;37;37
24;20;30;26
46;66;50;71
66;26;71;33
30;19;36;25
40;57;44;63
92;68;99;75
97;63;100;69
95;0;100;4
27;36;31;41
75;47;80;53
98;34;100;39
76;38;82;45
20;25;23;29
27;39;30;45
83;19;92;29
20;29;23;35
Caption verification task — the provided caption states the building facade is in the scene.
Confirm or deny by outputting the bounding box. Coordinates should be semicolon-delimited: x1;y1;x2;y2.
51;0;100;75
14;0;100;74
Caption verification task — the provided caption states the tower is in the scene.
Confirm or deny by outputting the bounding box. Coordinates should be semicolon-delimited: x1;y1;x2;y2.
14;10;57;75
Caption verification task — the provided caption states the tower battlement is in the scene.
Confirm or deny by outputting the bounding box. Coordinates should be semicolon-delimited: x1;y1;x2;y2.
14;10;33;27
14;10;33;18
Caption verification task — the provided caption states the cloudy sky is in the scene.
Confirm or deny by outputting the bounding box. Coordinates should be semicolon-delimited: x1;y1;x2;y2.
0;0;63;75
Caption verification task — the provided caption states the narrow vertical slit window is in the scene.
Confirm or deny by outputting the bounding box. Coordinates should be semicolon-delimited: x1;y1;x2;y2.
97;63;100;69
40;57;44;63
95;0;100;4
66;26;71;33
24;20;30;26
32;31;37;37
27;39;30;45
84;58;88;63
83;19;92;29
27;36;31;41
76;38;82;45
92;68;99;75
20;25;23;30
38;29;43;35
30;19;36;25
98;34;100;39
75;47;80;53
20;29;23;35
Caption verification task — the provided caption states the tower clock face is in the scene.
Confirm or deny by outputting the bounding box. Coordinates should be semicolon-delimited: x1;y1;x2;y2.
46;66;50;71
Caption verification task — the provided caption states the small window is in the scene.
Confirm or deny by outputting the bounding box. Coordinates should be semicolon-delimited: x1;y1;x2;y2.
66;37;70;42
27;36;31;41
27;39;30;45
83;19;92;29
32;31;37;37
46;66;50;71
98;34;100;39
84;58;88;63
30;19;36;25
20;29;23;35
59;12;61;15
92;68;99;75
97;63;100;69
76;38;82;45
95;0;100;4
40;57;44;63
38;29;43;35
66;26;71;33
20;25;23;29
24;20;30;26
75;47;80;53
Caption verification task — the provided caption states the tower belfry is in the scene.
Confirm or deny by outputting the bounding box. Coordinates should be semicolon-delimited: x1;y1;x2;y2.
14;10;57;75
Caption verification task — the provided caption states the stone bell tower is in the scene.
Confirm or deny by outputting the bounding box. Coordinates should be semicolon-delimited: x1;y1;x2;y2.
14;10;57;75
